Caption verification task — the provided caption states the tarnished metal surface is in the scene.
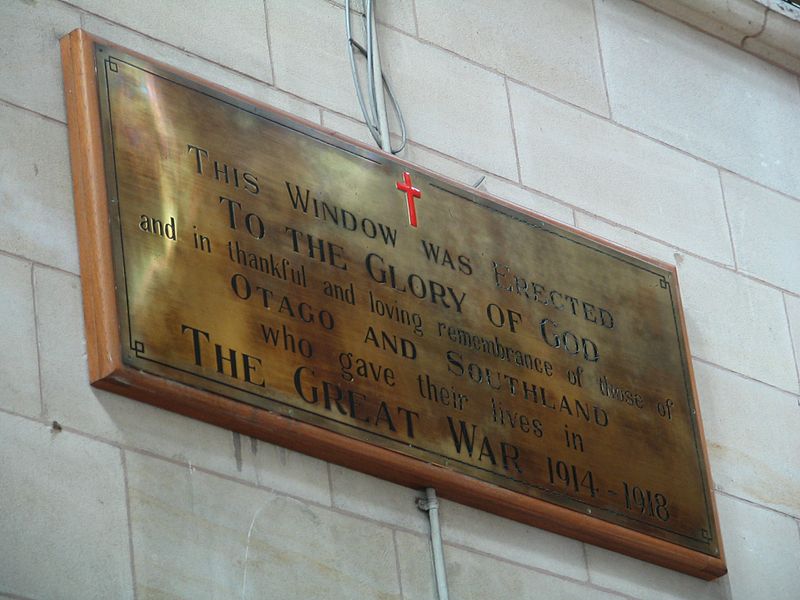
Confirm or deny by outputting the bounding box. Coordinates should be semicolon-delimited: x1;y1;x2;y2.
96;45;718;556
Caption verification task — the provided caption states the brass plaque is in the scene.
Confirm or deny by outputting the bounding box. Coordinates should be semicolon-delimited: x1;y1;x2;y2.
94;45;718;557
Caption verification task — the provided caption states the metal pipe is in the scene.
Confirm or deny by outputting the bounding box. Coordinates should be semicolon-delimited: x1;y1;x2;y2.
345;0;378;141
344;0;407;154
367;0;391;152
417;487;450;600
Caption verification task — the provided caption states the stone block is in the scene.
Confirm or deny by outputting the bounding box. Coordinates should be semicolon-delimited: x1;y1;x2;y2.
0;254;39;417
481;177;574;225
509;81;734;265
0;412;132;599
34;266;331;504
394;532;437;600
379;26;517;179
320;110;574;223
239;436;332;506
0;0;80;122
0;103;78;273
695;360;800;518
676;254;798;392
332;0;418;35
70;0;272;82
439;499;588;580
266;0;365;119
716;493;800;600
415;0;609;115
330;464;428;533
785;293;800;386
596;0;800;200
323;111;468;185
722;172;800;294
574;212;679;266
270;0;517;178
401;142;487;186
126;452;400;599
585;543;728;600
396;531;621;600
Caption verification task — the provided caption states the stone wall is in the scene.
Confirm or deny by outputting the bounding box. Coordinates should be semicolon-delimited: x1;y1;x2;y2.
1;1;799;598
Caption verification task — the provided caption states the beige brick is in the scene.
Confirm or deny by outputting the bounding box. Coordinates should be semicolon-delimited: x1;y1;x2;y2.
0;412;132;599
333;0;418;35
786;293;800;383
379;27;517;179
127;452;401;599
394;532;437;600
0;103;77;273
270;0;517;178
481;177;574;225
71;0;272;82
0;254;39;417
267;0;365;119
321;110;573;223
509;81;734;264
585;543;728;600
323;111;472;186
82;15;320;124
396;532;621;600
240;437;332;506
722;172;800;294
415;0;609;115
402;143;487;186
676;255;799;392
596;0;800;200
34;266;331;504
330;465;429;533
439;499;588;580
242;495;400;599
716;493;800;600
0;0;80;122
574;212;680;266
694;360;800;518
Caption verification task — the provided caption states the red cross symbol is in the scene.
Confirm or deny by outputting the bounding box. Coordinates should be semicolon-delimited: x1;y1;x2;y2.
396;171;422;227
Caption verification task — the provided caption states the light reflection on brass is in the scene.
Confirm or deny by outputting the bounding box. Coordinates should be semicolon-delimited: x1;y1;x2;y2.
96;46;718;557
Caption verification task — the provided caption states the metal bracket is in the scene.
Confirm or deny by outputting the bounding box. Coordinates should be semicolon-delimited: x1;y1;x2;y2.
416;495;439;512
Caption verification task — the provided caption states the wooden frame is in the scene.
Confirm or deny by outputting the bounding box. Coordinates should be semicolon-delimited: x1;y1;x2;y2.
61;28;725;579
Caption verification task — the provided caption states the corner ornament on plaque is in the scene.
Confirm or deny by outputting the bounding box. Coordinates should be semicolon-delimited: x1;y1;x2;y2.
61;29;725;579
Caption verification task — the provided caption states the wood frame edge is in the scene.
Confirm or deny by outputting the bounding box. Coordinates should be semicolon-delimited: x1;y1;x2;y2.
61;29;122;381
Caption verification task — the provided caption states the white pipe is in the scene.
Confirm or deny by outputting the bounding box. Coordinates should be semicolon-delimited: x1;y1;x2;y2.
367;0;391;153
345;0;407;154
418;487;450;600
